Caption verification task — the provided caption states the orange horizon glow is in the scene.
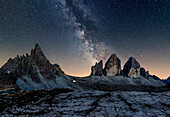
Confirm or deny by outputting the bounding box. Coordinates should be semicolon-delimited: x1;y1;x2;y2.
0;55;169;80
63;67;169;79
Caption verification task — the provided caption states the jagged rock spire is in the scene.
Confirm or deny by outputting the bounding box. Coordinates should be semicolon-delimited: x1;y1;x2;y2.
31;43;47;64
103;54;121;76
123;57;140;78
140;67;149;78
91;60;103;76
30;43;64;79
0;43;64;83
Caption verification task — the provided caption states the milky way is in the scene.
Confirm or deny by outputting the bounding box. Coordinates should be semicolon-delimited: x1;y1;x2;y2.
0;0;170;78
63;0;112;63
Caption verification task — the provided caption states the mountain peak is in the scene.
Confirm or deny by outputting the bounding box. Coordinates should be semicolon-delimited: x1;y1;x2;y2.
111;54;117;57
35;43;41;50
31;43;47;63
123;57;140;78
91;60;103;76
126;57;140;68
32;43;44;55
103;54;121;76
167;76;170;80
129;56;136;61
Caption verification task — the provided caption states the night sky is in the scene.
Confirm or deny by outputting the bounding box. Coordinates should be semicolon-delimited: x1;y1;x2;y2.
0;0;170;79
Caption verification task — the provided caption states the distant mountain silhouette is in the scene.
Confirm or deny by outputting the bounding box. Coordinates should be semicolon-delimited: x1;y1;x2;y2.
162;77;170;84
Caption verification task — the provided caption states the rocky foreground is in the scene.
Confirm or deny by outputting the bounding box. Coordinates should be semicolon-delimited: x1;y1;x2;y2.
0;89;170;117
0;43;169;116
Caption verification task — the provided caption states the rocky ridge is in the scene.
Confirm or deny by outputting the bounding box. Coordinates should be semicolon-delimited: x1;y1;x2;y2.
162;77;170;84
0;44;65;90
103;54;121;76
0;44;167;90
91;60;103;76
90;54;161;80
123;57;141;78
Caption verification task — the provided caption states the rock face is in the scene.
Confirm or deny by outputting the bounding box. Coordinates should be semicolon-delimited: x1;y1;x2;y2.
123;57;140;78
0;46;166;90
140;68;149;78
0;43;64;89
91;60;103;76
30;44;64;80
103;54;121;76
1;90;170;116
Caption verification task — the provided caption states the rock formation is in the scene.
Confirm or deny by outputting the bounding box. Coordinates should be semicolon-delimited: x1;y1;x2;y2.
0;43;64;89
30;43;64;80
1;90;169;116
91;60;103;76
123;57;140;78
0;45;166;90
140;67;149;78
103;54;121;76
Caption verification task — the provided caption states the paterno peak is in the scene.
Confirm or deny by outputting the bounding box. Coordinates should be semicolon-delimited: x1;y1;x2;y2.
0;43;64;89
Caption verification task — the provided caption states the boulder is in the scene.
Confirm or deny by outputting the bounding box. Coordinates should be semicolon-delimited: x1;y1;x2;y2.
123;57;140;78
91;60;103;76
103;54;121;76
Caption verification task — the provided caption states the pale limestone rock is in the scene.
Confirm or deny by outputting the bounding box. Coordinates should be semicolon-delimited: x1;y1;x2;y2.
123;57;140;78
103;54;121;76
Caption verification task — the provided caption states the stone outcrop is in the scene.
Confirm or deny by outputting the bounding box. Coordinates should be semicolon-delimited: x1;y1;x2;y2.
103;54;121;76
91;60;103;76
140;68;149;79
1;90;169;116
0;46;165;90
123;57;140;78
51;64;64;76
0;43;64;86
30;43;64;80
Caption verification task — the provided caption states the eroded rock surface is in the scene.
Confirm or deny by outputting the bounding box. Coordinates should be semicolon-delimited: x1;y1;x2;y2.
0;44;167;90
91;60;103;76
103;54;121;76
0;89;169;116
123;57;141;78
140;67;149;79
0;43;65;90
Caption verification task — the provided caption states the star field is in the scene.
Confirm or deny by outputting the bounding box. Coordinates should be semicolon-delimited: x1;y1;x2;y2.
0;0;170;79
